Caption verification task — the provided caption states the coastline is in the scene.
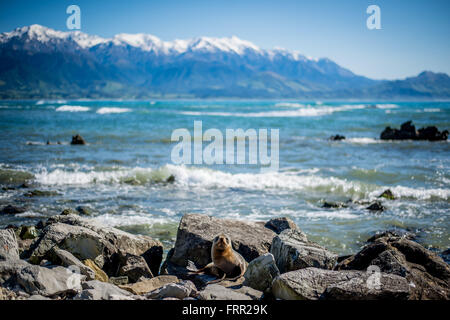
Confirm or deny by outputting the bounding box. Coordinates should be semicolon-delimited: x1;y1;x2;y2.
1;211;449;300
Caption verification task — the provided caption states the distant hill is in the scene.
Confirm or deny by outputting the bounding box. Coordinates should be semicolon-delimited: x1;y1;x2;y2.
0;25;449;99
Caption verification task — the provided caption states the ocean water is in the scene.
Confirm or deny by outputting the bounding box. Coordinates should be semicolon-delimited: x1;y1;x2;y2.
0;100;449;255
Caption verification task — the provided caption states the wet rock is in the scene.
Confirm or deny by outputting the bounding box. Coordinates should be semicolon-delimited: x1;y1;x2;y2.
118;253;153;283
367;229;416;243
322;201;348;209
378;189;395;200
336;235;450;299
329;134;346;141
28;294;51;300
243;253;280;292
380;121;448;141
70;134;86;145
23;190;59;197
60;208;78;216
366;201;385;212
271;267;409;300
74;280;132;300
49;247;96;280
0;205;27;215
83;259;108;282
0;229;20;260
417;126;449;141
270;229;338;273
75;206;93;216
166;175;175;183
264;217;298;234
169;214;276;268
120;275;179;295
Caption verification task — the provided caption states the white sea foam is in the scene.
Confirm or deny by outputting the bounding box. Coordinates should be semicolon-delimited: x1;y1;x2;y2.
376;104;399;109
345;137;383;144
180;104;366;118
96;107;132;114
32;164;450;201
422;108;441;113
274;102;306;108
56;105;90;112
92;213;176;228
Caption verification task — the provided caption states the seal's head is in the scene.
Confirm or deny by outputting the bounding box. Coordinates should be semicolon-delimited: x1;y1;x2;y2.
213;234;231;251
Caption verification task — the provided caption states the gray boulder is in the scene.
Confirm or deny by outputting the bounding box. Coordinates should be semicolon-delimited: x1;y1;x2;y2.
243;253;280;292
271;229;338;273
0;259;86;297
146;280;196;300
49;247;95;280
264;217;298;234
73;280;132;300
118;253;153;283
336;235;450;300
169;214;276;268
0;229;20;260
198;284;252;300
27;215;163;276
271;267;409;300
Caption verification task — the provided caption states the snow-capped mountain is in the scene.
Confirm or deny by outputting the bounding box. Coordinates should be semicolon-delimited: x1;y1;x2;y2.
0;25;449;99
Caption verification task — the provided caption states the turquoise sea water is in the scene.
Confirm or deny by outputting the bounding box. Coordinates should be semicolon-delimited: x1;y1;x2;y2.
0;100;449;255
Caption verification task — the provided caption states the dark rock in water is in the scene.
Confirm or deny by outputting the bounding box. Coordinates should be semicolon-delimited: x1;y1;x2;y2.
264;217;298;234
329;134;346;141
75;206;93;216
169;214;276;268
166;175;175;183
71;134;86;145
60;208;78;216
380;121;448;141
0;205;26;215
367;229;416;243
23;189;59;197
270;229;338;273
336;234;450;300
322;201;348;209
378;189;395;200
271;267;409;300
366;201;385;212
418;126;449;141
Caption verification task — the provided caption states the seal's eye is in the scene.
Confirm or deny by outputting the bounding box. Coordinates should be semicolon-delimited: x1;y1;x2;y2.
213;236;218;242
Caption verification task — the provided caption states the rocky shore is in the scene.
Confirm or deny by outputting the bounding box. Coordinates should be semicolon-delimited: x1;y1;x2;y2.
0;212;449;300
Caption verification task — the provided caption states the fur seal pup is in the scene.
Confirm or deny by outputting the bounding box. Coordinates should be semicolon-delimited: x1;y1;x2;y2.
188;234;248;284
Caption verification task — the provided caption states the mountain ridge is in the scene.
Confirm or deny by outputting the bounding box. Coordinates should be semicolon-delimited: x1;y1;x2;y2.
0;25;449;99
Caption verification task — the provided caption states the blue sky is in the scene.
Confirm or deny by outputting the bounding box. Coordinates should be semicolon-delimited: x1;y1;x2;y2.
0;0;449;80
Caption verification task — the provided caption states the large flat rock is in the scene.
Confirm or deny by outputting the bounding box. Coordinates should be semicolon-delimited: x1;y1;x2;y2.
169;214;276;267
271;267;410;300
